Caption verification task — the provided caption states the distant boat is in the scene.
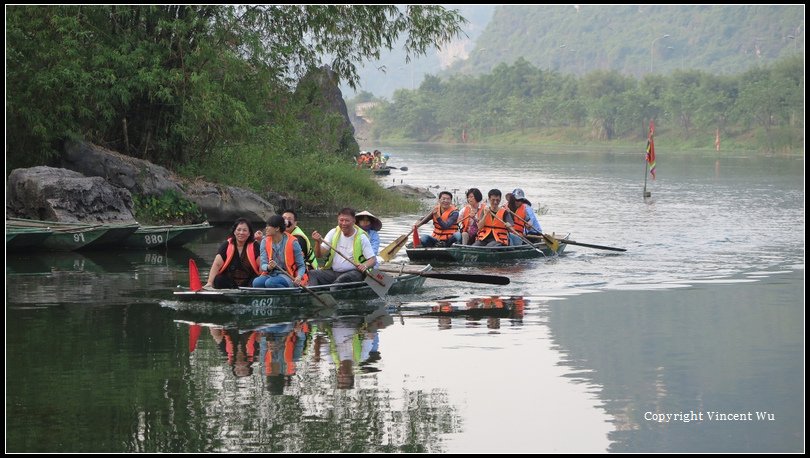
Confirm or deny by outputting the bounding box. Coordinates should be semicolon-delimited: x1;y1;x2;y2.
406;234;569;263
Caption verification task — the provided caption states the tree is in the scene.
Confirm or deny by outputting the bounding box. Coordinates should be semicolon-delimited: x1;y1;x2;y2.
6;5;466;169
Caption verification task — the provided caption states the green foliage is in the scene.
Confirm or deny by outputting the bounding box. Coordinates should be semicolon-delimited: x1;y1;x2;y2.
6;5;465;170
132;190;206;225
371;55;804;153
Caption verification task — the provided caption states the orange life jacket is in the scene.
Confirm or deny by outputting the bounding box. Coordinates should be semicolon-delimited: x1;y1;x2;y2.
476;207;510;245
267;234;309;285
432;205;458;240
459;204;483;233
512;203;528;233
218;238;260;275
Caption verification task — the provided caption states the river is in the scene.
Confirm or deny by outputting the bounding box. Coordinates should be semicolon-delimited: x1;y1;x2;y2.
6;144;804;452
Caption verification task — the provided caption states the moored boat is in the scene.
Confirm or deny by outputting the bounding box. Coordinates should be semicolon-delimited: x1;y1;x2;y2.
122;222;212;249
406;234;569;263
6;226;54;252
172;264;433;307
6;218;110;251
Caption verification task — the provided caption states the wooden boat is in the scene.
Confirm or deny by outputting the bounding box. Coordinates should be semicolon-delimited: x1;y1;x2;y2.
6;218;109;251
406;234;569;263
6;217;139;250
6;226;54;252
122;222;212;249
171;264;433;307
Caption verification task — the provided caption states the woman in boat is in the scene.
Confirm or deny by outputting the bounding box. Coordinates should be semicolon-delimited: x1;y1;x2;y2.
355;210;383;255
252;215;308;288
456;187;483;245
204;218;261;289
505;188;542;245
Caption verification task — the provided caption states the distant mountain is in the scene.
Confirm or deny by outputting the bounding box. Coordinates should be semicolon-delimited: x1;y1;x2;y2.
448;5;804;77
341;5;495;99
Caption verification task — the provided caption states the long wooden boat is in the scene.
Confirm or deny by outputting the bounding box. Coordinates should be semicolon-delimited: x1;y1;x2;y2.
6;217;139;250
122;222;212;249
406;233;569;263
6;226;54;252
171;264;433;307
6;218;109;251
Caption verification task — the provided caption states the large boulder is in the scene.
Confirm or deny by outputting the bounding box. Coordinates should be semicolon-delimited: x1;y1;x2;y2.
293;65;360;156
6;166;136;223
184;181;276;225
61;140;184;197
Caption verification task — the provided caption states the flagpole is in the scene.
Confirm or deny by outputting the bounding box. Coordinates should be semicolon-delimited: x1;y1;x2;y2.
643;159;650;198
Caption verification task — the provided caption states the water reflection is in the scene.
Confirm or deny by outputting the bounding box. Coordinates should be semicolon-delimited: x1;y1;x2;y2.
412;296;526;330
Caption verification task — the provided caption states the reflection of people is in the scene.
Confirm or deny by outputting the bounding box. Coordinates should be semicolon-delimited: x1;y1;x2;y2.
210;328;259;377
355;210;382;255
310;208;377;286
414;191;460;247
324;309;392;389
205;218;261;289
258;320;310;392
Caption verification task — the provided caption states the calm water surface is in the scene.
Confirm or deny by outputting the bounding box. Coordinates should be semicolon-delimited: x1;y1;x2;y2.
6;145;804;452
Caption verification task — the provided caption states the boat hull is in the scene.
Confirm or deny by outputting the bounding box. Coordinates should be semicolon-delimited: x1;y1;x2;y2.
171;265;431;307
406;236;568;263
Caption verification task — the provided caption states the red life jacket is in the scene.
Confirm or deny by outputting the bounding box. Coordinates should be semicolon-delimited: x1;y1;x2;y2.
218;238;260;275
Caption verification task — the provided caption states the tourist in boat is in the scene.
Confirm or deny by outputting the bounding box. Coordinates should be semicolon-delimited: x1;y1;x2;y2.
309;207;377;286
282;209;319;270
472;189;513;246
504;188;542;245
204;217;261;289
456;187;484;245
252;215;308;288
355;210;382;255
413;191;460;247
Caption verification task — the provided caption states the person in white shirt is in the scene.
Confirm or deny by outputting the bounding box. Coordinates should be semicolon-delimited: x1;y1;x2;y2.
309;207;377;286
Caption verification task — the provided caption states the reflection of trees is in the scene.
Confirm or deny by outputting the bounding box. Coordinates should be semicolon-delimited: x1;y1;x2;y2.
545;276;803;453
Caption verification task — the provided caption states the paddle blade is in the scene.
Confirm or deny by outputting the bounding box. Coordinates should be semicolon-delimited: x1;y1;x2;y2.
399;166;408;171
544;233;560;254
379;234;409;262
365;269;394;298
189;259;202;291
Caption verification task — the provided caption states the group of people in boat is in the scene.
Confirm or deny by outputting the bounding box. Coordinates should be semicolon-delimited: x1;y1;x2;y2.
355;150;389;170
203;186;542;290
204;208;384;291
412;187;543;248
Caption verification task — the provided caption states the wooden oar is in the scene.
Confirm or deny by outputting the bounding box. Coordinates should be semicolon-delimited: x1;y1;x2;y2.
376;265;510;285
487;210;549;257
319;238;394;298
378;210;434;261
525;234;627;252
501;206;560;254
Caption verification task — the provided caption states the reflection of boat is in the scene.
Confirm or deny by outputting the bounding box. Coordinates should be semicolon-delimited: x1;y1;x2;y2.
122;222;212;249
171;264;432;306
412;296;527;320
5;251;103;275
406;234;569;263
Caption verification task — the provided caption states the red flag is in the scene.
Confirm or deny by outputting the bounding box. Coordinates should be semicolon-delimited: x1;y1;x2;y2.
189;258;202;291
412;226;421;247
646;120;656;180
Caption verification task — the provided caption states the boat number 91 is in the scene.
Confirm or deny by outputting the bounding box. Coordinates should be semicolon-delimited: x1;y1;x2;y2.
73;233;86;242
145;234;164;244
